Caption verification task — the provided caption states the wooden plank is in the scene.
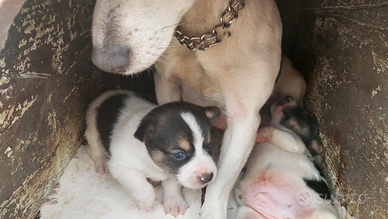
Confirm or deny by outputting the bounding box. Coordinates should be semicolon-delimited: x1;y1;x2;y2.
278;0;388;218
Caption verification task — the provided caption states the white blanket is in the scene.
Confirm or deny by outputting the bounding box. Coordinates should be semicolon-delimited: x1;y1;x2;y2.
40;145;238;219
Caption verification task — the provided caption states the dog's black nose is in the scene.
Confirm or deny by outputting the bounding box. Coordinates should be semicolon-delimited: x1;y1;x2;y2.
200;173;214;184
92;46;131;73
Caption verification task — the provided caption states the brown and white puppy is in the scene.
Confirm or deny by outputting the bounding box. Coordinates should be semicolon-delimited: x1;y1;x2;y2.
234;96;338;219
260;56;324;155
84;90;220;217
259;56;307;129
91;1;282;218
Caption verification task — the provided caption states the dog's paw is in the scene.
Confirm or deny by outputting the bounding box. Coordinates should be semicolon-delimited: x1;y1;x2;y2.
93;157;109;174
163;196;189;217
133;190;156;211
132;185;156;211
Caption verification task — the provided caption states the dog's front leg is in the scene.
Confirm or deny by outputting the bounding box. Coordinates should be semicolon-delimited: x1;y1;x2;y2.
109;166;156;210
200;108;260;219
162;177;189;217
154;70;181;104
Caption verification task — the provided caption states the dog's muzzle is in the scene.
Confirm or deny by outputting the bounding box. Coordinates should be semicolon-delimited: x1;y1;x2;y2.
92;46;131;73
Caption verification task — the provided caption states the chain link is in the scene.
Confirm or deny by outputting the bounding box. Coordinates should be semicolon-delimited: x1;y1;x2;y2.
174;0;245;52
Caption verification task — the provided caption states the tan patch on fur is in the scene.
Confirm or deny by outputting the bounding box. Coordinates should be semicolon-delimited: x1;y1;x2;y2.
157;114;169;124
178;138;191;152
146;178;162;187
288;119;309;136
150;149;164;166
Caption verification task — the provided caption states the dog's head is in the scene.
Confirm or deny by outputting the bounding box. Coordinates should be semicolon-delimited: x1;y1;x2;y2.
270;96;324;155
91;0;194;74
134;101;220;189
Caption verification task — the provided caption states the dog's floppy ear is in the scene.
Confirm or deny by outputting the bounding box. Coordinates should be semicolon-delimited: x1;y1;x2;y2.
134;119;155;143
309;138;325;155
203;106;221;120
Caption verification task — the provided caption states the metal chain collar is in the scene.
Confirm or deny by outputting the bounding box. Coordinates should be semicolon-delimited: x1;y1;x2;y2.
174;0;245;52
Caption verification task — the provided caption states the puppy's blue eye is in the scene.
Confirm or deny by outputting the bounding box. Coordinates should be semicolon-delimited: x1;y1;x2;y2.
174;152;185;160
208;142;213;148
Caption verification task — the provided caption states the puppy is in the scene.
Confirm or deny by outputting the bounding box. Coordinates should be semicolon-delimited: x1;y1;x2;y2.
91;1;282;217
234;96;338;219
259;56;324;155
84;90;220;217
259;56;307;129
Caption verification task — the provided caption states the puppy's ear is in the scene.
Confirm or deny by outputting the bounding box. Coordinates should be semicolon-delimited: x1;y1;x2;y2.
203;106;221;120
309;139;325;155
134;120;155;143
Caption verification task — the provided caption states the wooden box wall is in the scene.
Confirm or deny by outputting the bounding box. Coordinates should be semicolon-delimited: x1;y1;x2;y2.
0;0;154;218
277;0;388;218
0;0;387;218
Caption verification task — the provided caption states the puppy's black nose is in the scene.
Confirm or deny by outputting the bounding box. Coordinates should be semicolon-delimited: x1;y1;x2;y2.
200;173;214;184
92;46;131;73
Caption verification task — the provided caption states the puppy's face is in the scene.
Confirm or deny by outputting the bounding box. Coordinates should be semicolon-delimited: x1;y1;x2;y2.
270;96;297;123
134;102;220;189
91;0;195;74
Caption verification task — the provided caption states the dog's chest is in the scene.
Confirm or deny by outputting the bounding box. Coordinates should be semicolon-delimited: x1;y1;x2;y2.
158;42;223;106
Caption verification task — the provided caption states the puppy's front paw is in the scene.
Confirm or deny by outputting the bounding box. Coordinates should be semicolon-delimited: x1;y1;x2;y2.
163;196;189;217
93;156;109;174
133;190;156;211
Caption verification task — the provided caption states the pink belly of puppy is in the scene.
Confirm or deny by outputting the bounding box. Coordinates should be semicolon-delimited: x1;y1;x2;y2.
239;169;313;219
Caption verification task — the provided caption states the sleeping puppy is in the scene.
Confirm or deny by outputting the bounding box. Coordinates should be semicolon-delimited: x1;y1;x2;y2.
234;96;339;219
84;90;220;217
260;56;324;155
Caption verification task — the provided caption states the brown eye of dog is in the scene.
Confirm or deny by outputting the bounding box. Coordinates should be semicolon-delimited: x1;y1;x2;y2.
207;142;213;148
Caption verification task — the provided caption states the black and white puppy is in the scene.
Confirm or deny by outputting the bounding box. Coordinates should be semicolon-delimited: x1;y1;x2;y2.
234;96;339;219
84;90;220;217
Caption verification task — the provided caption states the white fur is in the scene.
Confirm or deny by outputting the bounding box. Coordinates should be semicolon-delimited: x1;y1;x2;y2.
92;0;195;74
181;112;203;150
39;145;206;219
106;93;165;211
92;0;282;218
85;90;133;174
179;112;218;188
85;90;164;210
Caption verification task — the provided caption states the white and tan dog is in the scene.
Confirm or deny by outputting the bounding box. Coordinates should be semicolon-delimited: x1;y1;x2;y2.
91;0;282;218
85;90;220;217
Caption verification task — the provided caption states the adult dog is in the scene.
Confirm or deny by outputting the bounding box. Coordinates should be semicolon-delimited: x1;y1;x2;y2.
91;0;282;218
